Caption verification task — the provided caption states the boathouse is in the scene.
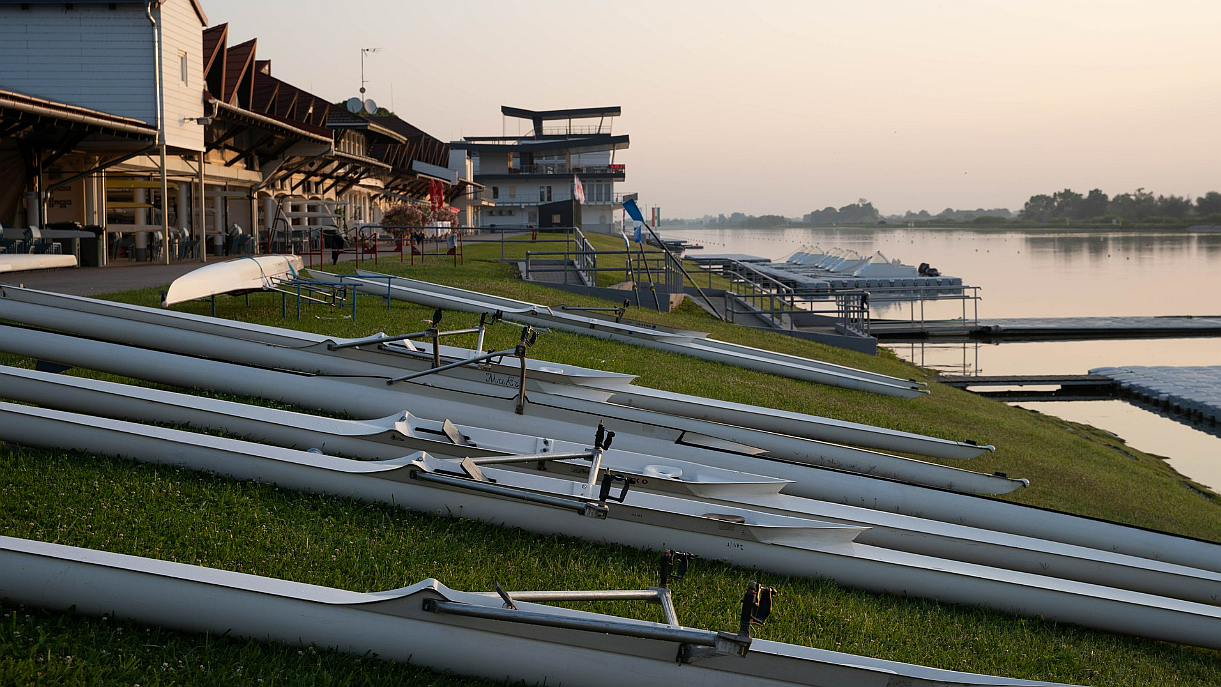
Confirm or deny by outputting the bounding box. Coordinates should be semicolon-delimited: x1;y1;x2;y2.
0;0;476;268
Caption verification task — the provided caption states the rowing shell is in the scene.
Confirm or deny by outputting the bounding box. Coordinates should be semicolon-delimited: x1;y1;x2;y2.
4;364;1218;605
1;283;991;460
0;537;1083;687
2;401;1220;651
335;269;928;398
162;254;304;306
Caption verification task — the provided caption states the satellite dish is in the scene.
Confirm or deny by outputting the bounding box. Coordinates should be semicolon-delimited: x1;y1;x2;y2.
363;98;378;115
345;97;362;114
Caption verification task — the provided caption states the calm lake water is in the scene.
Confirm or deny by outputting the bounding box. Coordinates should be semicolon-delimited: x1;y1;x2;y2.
667;225;1221;492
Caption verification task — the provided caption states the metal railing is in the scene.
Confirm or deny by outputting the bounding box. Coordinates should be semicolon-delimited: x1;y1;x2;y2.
723;262;802;329
535;125;610;136
836;292;870;336
520;227;597;286
881;284;981;331
506;164;625;176
722;260;982;336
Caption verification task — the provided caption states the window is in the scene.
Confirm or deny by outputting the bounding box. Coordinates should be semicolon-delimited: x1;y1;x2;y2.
492;186;499;200
508;185;516;200
539;185;552;202
179;51;189;86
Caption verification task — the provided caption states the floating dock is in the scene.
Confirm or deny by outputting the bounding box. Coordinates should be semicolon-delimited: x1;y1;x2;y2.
942;367;1221;434
873;316;1221;341
939;375;1117;402
1090;366;1221;425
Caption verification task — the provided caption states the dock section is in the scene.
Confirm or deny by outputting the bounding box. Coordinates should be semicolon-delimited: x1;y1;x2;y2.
939;375;1117;402
1090;366;1221;425
873;315;1221;341
942;367;1221;435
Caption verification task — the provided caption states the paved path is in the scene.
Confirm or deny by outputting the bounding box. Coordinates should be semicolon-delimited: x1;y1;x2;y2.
0;231;528;297
1;260;218;296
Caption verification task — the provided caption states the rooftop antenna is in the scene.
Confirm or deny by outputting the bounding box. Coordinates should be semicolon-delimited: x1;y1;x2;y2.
360;47;381;97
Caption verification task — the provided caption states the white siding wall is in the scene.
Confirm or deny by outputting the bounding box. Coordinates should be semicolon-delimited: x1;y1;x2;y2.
0;4;156;123
479;151;509;174
156;0;204;151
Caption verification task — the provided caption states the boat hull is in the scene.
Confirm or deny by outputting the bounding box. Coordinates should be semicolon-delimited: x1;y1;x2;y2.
0;537;1081;687
4;364;1217;606
3;402;1221;651
0;294;1022;495
1;322;1214;574
162;254;304;306
344;270;927;398
0;253;77;273
0;283;993;461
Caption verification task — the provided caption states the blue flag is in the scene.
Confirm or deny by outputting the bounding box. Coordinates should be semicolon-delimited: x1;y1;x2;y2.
623;198;646;243
622;198;646;224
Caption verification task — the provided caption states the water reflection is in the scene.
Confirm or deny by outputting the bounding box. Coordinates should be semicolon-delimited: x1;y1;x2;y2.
672;226;1221;492
677;226;1221;318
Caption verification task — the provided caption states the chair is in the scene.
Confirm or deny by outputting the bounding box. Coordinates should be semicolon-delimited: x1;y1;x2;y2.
178;239;200;260
111;236;136;261
30;240;61;255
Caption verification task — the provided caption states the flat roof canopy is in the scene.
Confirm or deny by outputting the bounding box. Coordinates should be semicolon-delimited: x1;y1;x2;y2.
454;134;629;155
502;106;621;121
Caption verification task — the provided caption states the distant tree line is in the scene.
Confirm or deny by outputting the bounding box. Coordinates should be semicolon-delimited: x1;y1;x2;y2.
685;212;793;228
802;199;880;224
1020;188;1221;224
898;207;1013;223
663;189;1221;227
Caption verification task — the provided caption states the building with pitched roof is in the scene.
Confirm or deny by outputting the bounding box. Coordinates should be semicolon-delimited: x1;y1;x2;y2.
1;1;473;266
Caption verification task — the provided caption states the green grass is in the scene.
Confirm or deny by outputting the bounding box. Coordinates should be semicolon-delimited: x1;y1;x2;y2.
3;232;1220;685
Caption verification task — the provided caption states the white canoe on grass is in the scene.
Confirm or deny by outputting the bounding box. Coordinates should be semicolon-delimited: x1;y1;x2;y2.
332;269;929;398
161;254;304;307
0;283;990;460
5;364;1219;606
0;253;77;274
3;323;1215;574
0;537;1083;687
3;402;1221;651
0;292;1020;494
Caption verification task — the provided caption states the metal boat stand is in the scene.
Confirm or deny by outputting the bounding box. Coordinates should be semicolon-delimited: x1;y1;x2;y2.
409;424;631;519
558;298;632;323
329;310;540;414
422;551;778;664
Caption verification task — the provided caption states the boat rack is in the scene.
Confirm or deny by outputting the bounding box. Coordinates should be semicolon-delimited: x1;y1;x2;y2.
423;551;777;664
191;272;409;324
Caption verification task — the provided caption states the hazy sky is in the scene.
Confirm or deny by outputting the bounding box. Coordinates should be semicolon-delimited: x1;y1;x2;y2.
202;0;1220;217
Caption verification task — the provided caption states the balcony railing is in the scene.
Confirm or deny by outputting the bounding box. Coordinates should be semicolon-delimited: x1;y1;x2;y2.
505;164;625;176
534;125;610;136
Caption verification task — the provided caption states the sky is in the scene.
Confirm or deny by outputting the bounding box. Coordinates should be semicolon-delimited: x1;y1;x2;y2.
200;0;1221;217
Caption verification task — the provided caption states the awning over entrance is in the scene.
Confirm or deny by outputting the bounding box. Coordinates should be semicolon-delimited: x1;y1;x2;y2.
0;88;158;227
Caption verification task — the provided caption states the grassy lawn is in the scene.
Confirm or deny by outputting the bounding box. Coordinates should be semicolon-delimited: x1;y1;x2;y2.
2;231;1219;686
